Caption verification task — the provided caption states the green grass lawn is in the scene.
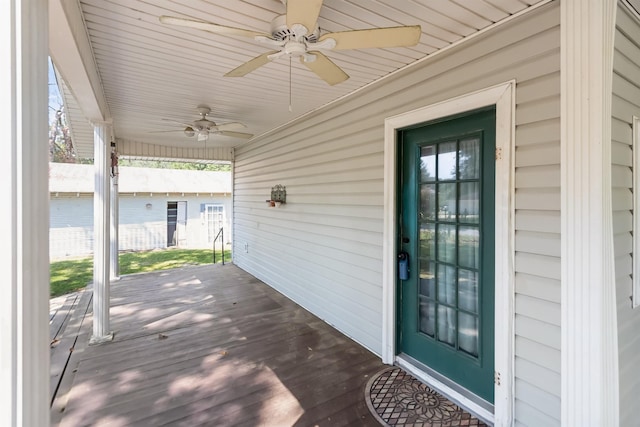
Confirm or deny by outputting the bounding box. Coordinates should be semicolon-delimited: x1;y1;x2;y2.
50;248;231;297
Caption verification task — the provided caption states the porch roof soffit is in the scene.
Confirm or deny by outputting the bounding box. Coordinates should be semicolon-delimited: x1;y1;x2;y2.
49;0;109;123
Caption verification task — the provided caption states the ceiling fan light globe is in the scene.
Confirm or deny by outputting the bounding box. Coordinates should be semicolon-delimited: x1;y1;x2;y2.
184;127;195;137
283;41;306;57
197;129;209;142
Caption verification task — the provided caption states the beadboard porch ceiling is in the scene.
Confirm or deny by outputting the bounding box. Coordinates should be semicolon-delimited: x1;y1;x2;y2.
50;0;547;159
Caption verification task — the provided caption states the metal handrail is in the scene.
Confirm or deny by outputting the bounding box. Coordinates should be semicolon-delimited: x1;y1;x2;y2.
212;227;225;265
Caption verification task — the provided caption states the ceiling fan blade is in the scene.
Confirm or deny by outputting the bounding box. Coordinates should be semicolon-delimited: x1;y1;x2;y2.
218;131;254;139
318;25;421;50
215;122;247;131
225;51;279;77
161;118;195;127
159;16;270;39
286;0;323;35
300;52;349;86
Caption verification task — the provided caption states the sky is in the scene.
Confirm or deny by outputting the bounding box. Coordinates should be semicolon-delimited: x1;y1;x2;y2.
48;57;63;123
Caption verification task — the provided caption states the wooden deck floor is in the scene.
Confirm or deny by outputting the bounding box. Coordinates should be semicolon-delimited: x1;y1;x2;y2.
51;264;386;427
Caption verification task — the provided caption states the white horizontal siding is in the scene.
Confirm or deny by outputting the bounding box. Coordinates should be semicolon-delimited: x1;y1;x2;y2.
478;46;563;419
50;196;94;258
234;2;561;422
612;4;640;426
49;193;231;259
515;379;561;421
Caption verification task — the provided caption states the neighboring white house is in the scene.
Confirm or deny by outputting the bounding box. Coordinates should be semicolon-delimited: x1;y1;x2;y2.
49;163;232;259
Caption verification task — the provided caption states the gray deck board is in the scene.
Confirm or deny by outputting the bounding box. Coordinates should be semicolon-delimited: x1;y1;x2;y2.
52;264;385;427
49;290;93;406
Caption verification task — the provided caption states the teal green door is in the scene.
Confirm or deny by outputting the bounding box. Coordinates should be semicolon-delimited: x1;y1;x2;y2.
398;107;496;403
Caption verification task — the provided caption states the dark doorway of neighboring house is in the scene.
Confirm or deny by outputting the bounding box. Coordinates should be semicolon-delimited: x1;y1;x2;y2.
167;201;187;247
167;202;177;246
167;202;187;247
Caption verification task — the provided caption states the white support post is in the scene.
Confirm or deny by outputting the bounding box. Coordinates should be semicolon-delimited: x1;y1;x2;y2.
561;1;619;425
91;122;113;343
0;0;50;426
110;144;119;280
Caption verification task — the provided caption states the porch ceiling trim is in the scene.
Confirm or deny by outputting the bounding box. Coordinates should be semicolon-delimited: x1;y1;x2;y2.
49;0;109;122
116;138;234;162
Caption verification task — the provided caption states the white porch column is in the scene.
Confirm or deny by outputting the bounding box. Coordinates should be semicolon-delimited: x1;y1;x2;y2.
561;1;619;426
0;0;50;426
110;143;119;279
91;122;113;343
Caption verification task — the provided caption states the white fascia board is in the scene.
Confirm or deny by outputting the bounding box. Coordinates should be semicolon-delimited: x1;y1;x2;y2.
49;0;109;122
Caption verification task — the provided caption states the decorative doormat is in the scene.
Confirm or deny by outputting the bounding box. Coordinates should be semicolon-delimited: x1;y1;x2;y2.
365;367;489;427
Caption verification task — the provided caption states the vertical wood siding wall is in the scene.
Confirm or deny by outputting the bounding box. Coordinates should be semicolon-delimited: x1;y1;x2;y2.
612;4;640;426
234;4;560;424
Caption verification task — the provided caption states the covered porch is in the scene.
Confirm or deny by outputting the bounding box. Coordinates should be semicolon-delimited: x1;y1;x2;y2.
50;264;386;426
5;0;637;425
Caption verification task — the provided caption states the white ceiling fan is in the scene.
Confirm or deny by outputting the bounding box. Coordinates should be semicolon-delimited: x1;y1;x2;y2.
156;105;253;142
159;0;421;86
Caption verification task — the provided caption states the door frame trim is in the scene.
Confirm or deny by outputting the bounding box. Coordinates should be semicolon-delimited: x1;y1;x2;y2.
382;81;515;426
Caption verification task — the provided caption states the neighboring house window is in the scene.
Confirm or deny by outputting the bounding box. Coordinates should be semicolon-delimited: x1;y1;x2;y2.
205;204;225;243
633;116;640;308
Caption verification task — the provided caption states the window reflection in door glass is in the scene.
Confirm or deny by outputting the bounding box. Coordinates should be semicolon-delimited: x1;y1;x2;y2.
438;141;457;180
459;138;480;179
420;146;436;182
459;182;479;224
415;134;482;361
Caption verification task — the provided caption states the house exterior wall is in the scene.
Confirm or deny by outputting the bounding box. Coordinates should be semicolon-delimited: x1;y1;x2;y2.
234;3;560;425
50;195;94;258
50;193;232;259
612;3;640;425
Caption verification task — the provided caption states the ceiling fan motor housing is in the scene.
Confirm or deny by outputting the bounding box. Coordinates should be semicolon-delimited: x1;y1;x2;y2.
271;14;319;42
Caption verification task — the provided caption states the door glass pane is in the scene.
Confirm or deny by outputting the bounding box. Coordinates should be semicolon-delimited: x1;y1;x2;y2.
459;182;479;224
415;133;483;361
421;146;436;182
458;226;479;269
458;269;478;313
438;183;457;221
420;223;435;259
421;184;436;221
437;224;456;264
438;141;457;180
459;138;480;179
419;297;435;337
419;261;435;298
437;305;456;347
458;312;479;356
437;265;456;305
